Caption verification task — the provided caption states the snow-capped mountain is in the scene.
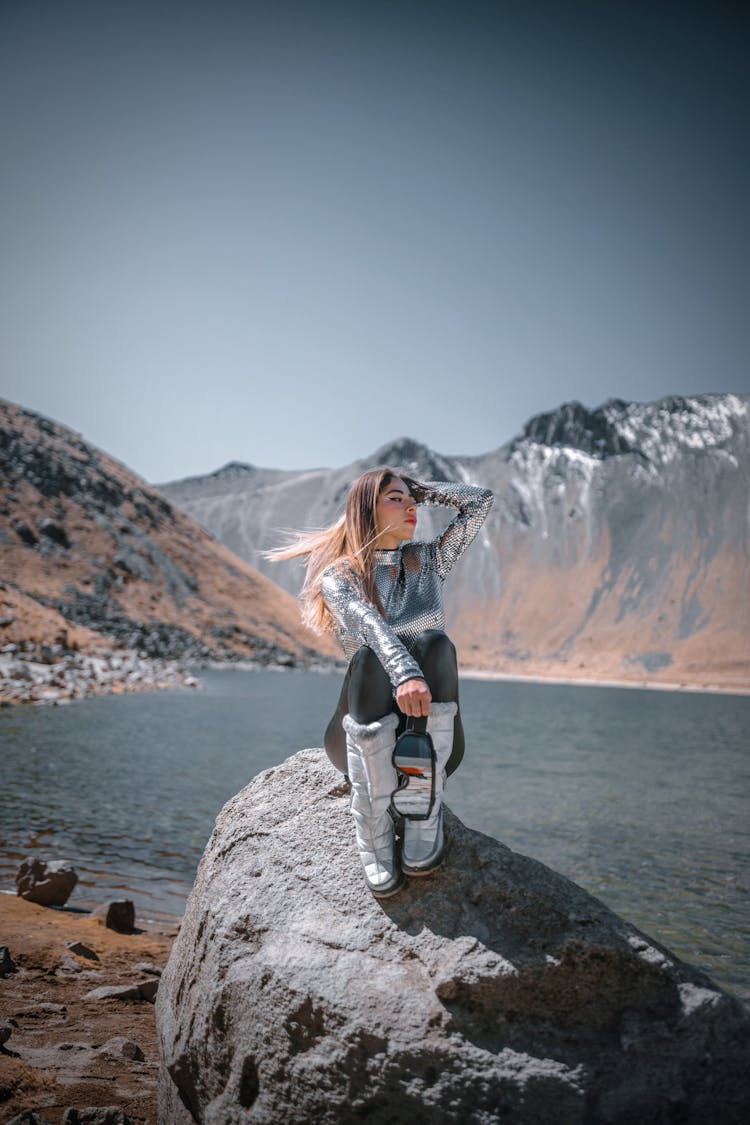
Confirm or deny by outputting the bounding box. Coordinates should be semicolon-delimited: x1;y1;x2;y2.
160;394;750;689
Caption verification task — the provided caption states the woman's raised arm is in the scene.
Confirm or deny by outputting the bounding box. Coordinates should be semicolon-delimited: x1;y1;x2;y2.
408;479;494;579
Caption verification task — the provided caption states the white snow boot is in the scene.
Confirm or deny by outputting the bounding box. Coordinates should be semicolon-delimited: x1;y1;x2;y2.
343;711;403;897
401;701;457;876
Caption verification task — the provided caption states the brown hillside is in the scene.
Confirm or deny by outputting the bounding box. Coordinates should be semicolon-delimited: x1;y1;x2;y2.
0;400;337;699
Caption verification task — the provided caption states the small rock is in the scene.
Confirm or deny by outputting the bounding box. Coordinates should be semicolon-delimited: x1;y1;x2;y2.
61;1110;132;1125
67;940;100;961
38;518;71;548
1;1018;18;1045
93;899;135;933
83;979;158;1002
16;857;78;906
12;519;38;546
0;945;18;976
59;951;83;973
98;1035;145;1061
133;961;161;976
84;983;143;1002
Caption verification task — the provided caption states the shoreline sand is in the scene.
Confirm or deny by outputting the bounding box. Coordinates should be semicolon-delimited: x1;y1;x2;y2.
460;667;750;696
0;892;179;1123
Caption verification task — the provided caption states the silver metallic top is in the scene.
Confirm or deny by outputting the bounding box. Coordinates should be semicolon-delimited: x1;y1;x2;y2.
320;480;494;688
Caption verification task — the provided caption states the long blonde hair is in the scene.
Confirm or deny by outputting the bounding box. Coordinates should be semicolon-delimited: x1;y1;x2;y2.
266;466;404;634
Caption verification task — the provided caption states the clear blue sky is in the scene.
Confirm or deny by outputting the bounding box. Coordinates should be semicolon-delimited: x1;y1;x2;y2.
1;0;747;482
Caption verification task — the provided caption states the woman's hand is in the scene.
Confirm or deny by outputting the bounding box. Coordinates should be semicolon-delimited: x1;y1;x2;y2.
396;677;432;718
400;475;429;505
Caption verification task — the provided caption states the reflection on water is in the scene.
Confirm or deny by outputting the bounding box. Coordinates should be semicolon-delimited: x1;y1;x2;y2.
1;668;748;1002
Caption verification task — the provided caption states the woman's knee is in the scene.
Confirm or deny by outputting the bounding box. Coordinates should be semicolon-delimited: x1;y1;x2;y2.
409;631;458;698
410;629;455;659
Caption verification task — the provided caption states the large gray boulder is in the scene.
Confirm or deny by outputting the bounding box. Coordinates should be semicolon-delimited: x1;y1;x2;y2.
156;750;750;1124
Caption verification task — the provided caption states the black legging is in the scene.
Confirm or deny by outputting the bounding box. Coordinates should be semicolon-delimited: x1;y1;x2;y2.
324;629;465;777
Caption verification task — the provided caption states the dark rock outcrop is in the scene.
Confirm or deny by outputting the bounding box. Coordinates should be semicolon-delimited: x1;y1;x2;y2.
12;519;38;546
0;945;18;976
38;517;71;548
517;398;636;458
16;858;78;906
156;750;750;1124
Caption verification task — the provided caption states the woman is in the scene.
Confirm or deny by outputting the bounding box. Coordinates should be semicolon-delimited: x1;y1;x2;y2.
269;467;493;898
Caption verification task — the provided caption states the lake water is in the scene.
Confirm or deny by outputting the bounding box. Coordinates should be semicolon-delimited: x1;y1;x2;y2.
1;668;748;1004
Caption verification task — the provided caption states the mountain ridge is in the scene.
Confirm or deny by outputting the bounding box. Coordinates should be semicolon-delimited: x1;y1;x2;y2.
159;393;748;485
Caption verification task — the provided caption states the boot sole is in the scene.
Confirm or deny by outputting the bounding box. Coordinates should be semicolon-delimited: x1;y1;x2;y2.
369;874;405;898
401;851;445;877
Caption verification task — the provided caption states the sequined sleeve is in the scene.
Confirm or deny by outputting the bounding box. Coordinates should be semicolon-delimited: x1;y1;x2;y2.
414;480;494;579
320;565;424;688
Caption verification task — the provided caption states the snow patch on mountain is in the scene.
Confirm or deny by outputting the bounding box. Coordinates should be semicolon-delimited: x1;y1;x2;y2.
518;394;747;469
605;394;747;465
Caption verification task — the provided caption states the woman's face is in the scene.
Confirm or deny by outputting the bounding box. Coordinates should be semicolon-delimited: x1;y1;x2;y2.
374;477;417;549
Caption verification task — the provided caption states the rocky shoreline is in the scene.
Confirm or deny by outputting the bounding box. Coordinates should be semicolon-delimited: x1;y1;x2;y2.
0;641;341;707
0;642;198;707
